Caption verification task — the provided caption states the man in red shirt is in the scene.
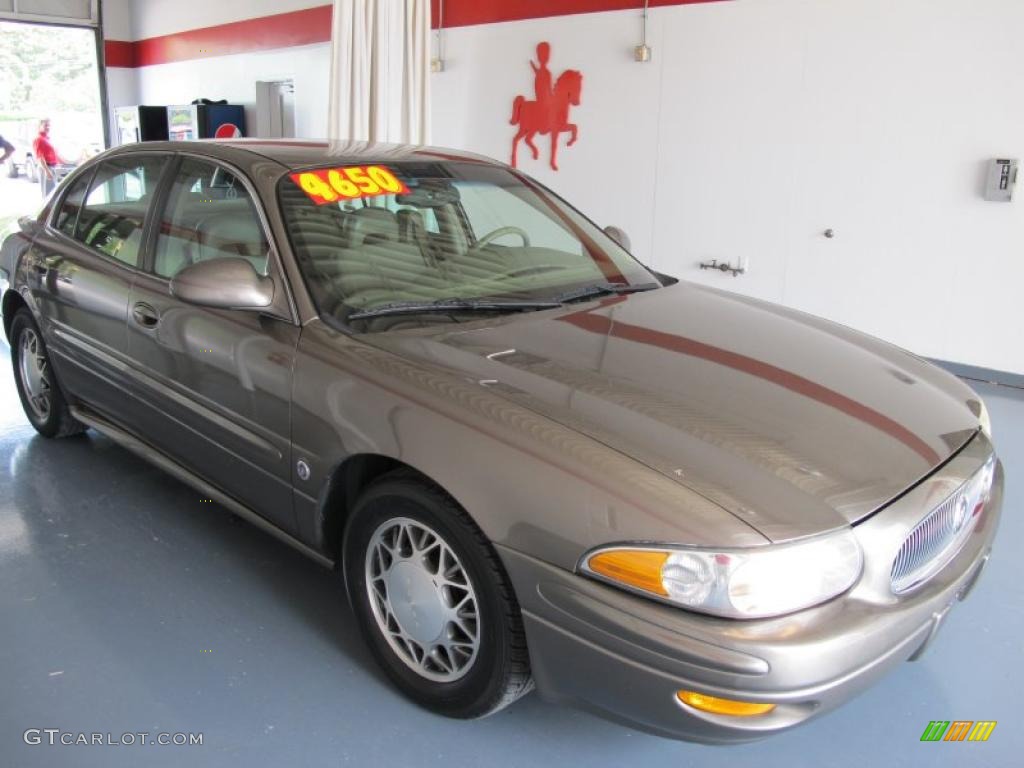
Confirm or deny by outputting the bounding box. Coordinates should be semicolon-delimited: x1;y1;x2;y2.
32;119;66;198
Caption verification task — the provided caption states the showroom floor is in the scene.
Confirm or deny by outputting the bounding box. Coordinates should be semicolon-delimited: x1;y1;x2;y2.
0;333;1019;768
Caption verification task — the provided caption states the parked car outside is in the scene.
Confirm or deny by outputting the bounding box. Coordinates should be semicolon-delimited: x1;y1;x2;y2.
1;136;34;180
0;116;100;182
0;140;1001;743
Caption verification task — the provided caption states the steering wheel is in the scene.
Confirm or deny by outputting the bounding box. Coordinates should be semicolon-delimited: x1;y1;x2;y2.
471;226;531;251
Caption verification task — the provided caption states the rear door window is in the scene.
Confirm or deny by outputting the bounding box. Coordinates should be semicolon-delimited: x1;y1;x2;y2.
74;156;168;267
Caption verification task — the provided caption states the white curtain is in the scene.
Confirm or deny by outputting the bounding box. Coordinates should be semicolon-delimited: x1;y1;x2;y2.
327;0;431;144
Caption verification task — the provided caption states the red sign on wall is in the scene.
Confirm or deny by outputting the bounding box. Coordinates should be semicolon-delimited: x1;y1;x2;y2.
510;42;583;171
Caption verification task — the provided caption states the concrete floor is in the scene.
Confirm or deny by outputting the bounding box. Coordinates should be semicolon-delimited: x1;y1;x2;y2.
0;331;1020;768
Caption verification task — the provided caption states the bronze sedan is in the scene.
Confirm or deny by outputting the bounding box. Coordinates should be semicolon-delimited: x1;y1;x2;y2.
0;140;1001;742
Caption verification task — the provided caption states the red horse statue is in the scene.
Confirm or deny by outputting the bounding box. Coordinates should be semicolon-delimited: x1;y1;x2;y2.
510;43;583;171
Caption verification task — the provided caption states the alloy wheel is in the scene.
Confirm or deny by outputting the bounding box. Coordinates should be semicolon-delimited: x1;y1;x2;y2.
18;327;51;421
364;517;481;682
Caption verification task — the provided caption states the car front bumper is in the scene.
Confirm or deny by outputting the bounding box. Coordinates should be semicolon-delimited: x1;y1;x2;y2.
499;434;1002;743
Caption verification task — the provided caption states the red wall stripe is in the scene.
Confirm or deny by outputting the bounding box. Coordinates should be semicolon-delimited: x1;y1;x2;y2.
430;0;729;29
104;39;135;68
558;308;943;466
102;0;728;68
122;5;333;68
134;5;332;67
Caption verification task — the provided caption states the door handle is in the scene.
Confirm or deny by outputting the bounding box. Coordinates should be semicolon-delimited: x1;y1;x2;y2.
131;302;160;328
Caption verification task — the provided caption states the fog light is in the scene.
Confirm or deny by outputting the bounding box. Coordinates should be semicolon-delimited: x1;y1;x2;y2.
677;690;775;716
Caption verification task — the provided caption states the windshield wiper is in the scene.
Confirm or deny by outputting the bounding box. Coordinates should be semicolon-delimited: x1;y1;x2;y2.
348;297;562;321
553;281;661;304
348;282;660;320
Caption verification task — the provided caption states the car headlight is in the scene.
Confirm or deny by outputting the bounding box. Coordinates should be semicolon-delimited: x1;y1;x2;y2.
580;529;863;619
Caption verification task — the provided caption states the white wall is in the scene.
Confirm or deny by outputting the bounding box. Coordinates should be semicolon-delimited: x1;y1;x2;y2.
104;66;137;112
133;43;330;140
102;0;137;143
432;0;1024;374
110;0;330;140
128;0;323;39
102;0;132;39
108;0;1024;372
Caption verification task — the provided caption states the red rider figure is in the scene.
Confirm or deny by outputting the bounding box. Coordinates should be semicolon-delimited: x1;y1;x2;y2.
531;42;554;118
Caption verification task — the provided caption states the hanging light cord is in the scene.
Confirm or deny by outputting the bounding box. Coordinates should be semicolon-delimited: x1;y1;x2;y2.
641;0;649;49
436;0;445;62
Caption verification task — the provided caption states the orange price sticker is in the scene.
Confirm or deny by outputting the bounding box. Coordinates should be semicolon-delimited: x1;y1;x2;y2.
290;165;409;205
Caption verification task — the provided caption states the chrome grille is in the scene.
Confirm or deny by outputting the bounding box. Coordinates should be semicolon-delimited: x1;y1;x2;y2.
891;484;970;594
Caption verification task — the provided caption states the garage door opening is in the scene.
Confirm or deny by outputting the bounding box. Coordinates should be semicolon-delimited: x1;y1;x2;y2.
0;19;104;234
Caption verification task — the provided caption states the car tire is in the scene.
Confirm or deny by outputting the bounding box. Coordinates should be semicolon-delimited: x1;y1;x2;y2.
344;471;533;718
10;309;86;438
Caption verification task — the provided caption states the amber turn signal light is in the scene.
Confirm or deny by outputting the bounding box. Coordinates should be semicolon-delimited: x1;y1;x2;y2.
676;690;776;717
587;549;669;596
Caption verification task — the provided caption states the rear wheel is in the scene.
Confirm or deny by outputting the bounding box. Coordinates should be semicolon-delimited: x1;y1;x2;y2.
344;473;533;718
10;309;85;438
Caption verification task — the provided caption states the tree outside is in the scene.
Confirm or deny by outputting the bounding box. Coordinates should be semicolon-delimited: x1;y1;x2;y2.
0;20;105;228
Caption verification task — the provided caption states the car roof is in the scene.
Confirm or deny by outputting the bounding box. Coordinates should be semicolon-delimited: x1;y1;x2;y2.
107;138;500;171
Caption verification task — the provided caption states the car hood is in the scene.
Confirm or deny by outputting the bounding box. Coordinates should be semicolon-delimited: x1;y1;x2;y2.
362;282;982;542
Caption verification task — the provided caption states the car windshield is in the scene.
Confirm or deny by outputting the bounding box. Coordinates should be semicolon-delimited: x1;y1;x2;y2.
277;160;658;326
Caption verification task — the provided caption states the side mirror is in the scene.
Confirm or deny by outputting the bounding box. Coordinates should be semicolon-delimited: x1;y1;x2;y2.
170;257;274;309
603;225;631;252
18;215;41;234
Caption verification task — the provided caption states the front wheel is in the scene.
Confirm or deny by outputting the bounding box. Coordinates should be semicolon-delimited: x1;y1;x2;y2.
10;309;85;438
344;473;533;718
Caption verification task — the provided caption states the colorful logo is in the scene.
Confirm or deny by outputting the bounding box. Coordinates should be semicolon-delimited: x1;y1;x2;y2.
214;123;242;139
920;720;996;742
